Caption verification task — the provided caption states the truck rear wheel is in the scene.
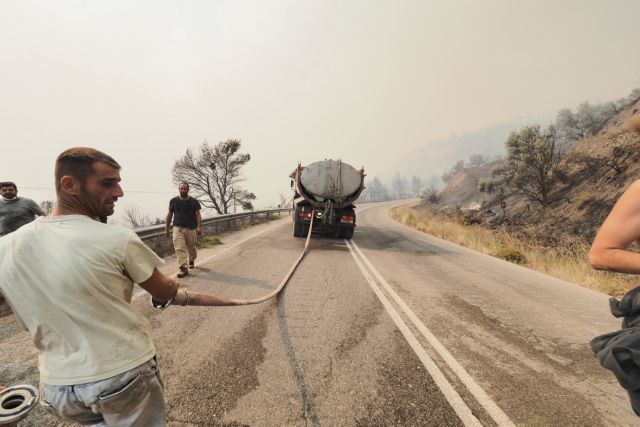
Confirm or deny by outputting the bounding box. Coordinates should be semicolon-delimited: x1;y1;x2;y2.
342;228;354;240
293;223;309;238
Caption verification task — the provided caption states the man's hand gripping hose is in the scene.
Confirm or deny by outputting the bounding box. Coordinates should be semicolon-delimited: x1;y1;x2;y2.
151;212;315;309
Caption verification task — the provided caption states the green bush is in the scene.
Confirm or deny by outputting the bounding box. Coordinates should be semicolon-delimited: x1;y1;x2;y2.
197;235;223;249
495;247;527;264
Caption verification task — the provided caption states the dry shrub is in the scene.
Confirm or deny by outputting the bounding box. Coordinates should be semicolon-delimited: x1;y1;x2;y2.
626;114;640;134
197;235;223;249
460;210;482;225
575;192;595;210
416;222;429;232
495;248;528;264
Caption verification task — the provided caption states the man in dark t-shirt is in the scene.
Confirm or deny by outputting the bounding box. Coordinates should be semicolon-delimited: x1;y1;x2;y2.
164;182;201;277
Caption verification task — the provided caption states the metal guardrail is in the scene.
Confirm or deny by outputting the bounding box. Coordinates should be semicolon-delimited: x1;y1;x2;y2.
135;208;292;241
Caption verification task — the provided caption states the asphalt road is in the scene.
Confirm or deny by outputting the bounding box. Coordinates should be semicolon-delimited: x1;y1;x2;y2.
0;201;635;426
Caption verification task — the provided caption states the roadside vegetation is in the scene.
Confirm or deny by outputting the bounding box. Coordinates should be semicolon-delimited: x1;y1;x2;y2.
197;235;223;249
390;205;637;297
407;88;640;298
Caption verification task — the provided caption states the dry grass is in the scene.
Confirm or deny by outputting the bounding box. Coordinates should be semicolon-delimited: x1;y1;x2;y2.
626;114;640;134
390;205;636;297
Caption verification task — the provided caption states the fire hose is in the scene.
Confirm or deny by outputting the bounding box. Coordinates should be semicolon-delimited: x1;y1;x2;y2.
151;211;316;309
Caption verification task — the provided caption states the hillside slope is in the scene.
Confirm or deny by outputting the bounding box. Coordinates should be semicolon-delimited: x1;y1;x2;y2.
436;98;640;243
437;162;496;208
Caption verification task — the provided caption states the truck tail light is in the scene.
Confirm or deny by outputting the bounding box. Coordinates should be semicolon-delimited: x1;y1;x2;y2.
341;215;355;224
297;211;313;219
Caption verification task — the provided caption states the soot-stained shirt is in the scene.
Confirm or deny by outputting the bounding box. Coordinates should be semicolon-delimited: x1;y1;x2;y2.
0;215;164;385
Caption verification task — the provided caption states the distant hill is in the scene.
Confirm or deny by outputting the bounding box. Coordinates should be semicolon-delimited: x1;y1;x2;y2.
434;98;640;242
390;116;549;185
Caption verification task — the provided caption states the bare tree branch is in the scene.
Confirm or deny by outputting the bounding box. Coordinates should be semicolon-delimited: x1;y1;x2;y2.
123;205;163;229
172;140;255;215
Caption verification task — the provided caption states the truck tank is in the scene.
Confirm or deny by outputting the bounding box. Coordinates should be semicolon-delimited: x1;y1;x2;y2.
290;159;365;239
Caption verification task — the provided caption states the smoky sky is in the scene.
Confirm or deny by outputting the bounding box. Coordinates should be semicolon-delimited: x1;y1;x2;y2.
2;0;639;223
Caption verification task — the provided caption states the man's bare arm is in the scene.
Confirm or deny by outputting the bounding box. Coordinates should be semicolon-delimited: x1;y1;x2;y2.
164;211;173;237
138;268;179;302
141;268;239;307
589;180;640;273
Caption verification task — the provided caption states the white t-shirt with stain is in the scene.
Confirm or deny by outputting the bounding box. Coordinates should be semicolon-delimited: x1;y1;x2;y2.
0;215;164;385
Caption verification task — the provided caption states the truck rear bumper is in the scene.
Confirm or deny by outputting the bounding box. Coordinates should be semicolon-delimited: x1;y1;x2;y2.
294;218;355;229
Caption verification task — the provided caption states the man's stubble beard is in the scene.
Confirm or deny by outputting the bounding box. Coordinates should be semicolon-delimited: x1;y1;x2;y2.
79;186;115;218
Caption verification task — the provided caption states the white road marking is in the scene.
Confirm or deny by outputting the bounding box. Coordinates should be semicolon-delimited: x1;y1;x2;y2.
345;240;483;427
133;221;288;300
348;239;515;427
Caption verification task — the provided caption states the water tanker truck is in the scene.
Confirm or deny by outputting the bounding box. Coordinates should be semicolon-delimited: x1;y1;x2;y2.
290;159;365;239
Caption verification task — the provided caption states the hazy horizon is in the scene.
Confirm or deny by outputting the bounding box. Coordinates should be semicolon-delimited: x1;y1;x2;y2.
2;0;639;225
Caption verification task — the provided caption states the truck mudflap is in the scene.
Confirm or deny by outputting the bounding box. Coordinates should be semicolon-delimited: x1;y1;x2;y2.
294;221;354;239
293;205;355;239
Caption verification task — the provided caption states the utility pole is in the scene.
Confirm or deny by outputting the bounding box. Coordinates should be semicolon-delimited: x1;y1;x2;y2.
230;188;236;213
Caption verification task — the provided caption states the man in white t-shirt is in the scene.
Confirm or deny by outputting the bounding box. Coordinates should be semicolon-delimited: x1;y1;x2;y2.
0;147;237;426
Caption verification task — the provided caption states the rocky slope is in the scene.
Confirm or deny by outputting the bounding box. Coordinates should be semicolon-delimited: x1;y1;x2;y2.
434;98;640;243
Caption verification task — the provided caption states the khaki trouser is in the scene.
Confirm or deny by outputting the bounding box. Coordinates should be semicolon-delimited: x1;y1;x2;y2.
172;226;197;270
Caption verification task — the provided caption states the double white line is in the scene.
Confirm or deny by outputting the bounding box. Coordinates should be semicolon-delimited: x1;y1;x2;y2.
345;239;514;427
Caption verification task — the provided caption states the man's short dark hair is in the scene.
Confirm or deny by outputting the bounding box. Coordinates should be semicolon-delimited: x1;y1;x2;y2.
0;181;17;191
55;148;121;193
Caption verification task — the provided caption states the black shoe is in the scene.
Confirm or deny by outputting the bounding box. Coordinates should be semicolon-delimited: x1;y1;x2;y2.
177;267;189;278
189;261;195;268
